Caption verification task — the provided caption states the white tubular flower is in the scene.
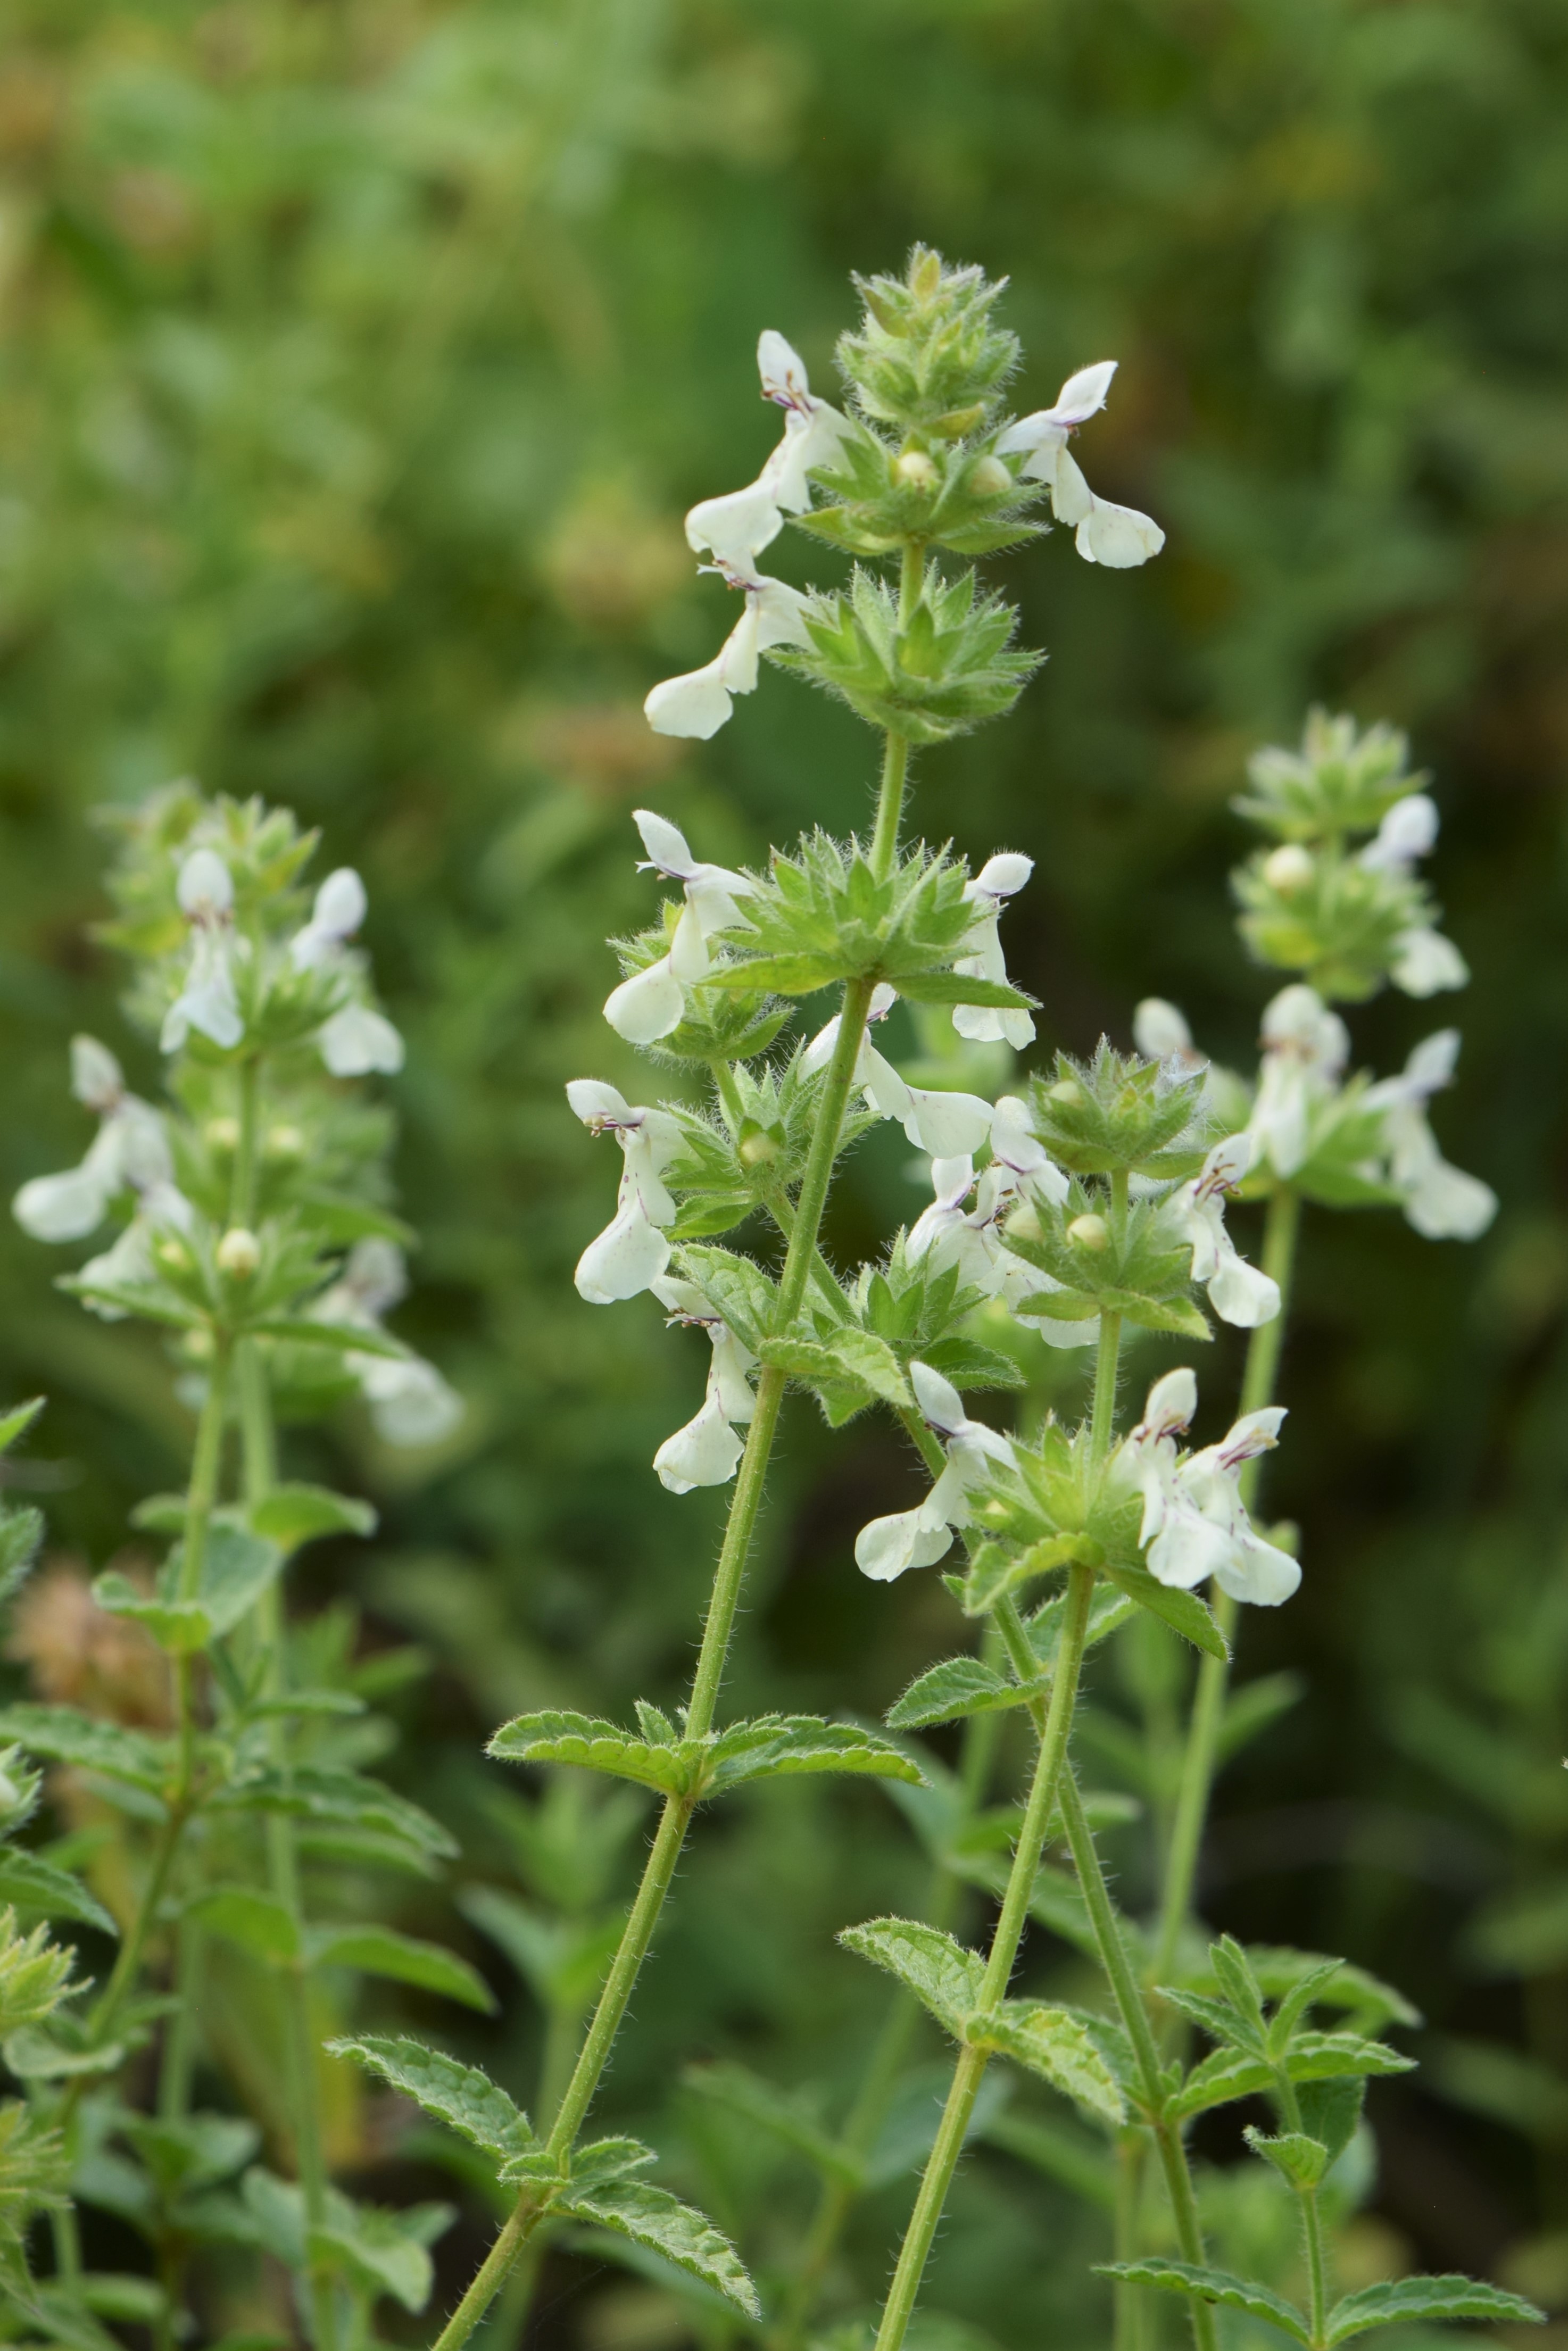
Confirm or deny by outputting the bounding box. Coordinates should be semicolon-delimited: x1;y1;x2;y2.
288;867;405;1076
1390;924;1469;999
1117;1371;1298;1607
1166;1134;1281;1329
1248;984;1350;1178
951;852;1036;1048
13;1037;174;1243
568;1081;684;1303
1359;793;1439;874
856;1363;1015;1583
995;361;1164;569
649;1274;757;1494
161;849;244;1053
755;330;853;511
802;985;994;1160
1133;998;1203;1068
1364;1032;1497;1242
644;563;811;742
76;1176;196;1322
312;1239;462;1447
907;1100;1083;1334
602;809;759;1038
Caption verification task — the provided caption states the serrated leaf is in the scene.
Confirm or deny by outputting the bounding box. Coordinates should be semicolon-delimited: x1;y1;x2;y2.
886;1656;1028;1732
328;2034;534;2157
91;1572;211;1655
839;1917;984;2038
961;1533;1090;1617
553;2179;759;2319
1243;2126;1329;2188
0;1850;118;1937
703;1716;923;1793
1324;2275;1545;2342
0;1400;44;1456
1097;2259;1310;2344
486;1713;686;1795
4;2025;126;2080
306;1927;495;2012
975;2002;1124;2124
248;1485;377;1550
311;2197;454;2313
190;1887;302;1964
1168;2031;1415;2121
213;1766;455;1858
1097;1558;1229;1659
759;1328;913;1409
700;952;848;994
0;1705;169;1796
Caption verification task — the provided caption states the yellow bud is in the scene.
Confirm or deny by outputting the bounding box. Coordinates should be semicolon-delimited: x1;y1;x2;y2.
156;1237;190;1270
266;1123;305;1160
217;1226;261;1278
1067;1212;1109;1252
893;450;939;492
737;1130;781;1170
1263;844;1316;894
968;455;1011;497
1004;1202;1042;1244
1048;1079;1084;1108
204;1116;240;1152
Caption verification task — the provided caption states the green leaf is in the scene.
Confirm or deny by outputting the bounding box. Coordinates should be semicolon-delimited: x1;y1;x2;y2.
311;2196;454;2313
961;1532;1093;1617
0;1849;118;1936
328;2035;534;2158
760;1328;914;1409
895;971;1036;1009
91;1572;211;1655
1243;2126;1329;2189
838;1916;984;2038
1097;1558;1229;1659
0;1705;169;1796
486;1713;685;1795
250;1316;410;1358
186;1522;284;1638
306;1928;495;2012
213;1767;456;1860
1168;2031;1415;2121
886;1656;1029;1732
1097;2259;1311;2344
553;2178;759;2320
190;1887;301;1964
248;1485;378;1550
702;1716;924;1793
682;2062;856;2187
1324;2277;1545;2343
0;1400;44;1456
975;2001;1124;2124
4;2025;126;2080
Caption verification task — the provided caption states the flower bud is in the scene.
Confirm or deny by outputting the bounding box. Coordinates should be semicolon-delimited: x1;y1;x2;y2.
1263;844;1315;894
266;1123;305;1160
205;1116;240;1152
217;1226;261;1278
156;1237;191;1270
893;450;939;492
737;1127;781;1170
1048;1079;1084;1108
968;455;1011;497
1004;1202;1041;1244
183;1327;214;1361
1067;1212;1109;1251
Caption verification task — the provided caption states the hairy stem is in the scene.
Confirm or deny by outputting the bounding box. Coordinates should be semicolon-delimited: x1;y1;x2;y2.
870;1563;1098;2351
429;744;911;2351
1151;1184;1301;1982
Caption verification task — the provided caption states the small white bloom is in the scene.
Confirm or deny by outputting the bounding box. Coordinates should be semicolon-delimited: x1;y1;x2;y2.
1364;1032;1496;1242
1165;1134;1281;1329
856;1363;1015;1582
951;852;1036;1049
13;1039;175;1243
1359;794;1438;874
1390;925;1469;999
631;811;755;938
161;849;243;1052
803;986;994;1160
755;330;853;511
1248;984;1350;1178
311;1239;463;1447
289;868;369;969
1117;1372;1297;1607
320;1003;404;1077
568;1080;683;1305
603;809;762;1037
648;1273;758;1493
76;1180;195;1321
1132;998;1198;1066
645;566;811;742
653;1391;745;1495
995;361;1164;569
288;867;404;1076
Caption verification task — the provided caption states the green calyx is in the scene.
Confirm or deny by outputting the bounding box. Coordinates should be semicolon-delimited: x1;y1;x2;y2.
794;426;1043;561
775;563;1040;745
1232;843;1439;1002
1025;1044;1208;1179
1006;1179;1211;1341
836;246;1021;441
1233;708;1425;845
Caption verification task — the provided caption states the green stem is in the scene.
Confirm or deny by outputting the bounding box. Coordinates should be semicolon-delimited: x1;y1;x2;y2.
1114;2134;1149;2351
1151;1184;1301;1983
432;743;914;2351
870;1563;1097;2351
156;1919;204;2118
1090;1311;1124;1465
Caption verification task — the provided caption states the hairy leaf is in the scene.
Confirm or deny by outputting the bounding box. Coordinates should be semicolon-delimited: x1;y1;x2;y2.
307;1928;495;2012
552;2179;759;2319
1098;2259;1310;2344
486;1713;686;1795
328;2035;533;2157
839;1917;984;2037
1324;2275;1545;2342
0;1706;169;1797
976;2002;1124;2124
0;1851;117;1937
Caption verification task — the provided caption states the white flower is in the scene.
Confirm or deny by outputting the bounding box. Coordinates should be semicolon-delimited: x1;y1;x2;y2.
649;1274;758;1494
311;1239;463;1448
13;1038;174;1243
905;1101;1089;1346
161;849;244;1052
1247;984;1349;1178
1133;998;1203;1068
319;1003;404;1077
567;1080;685;1303
644;562;811;742
1390;925;1469;999
1116;1372;1298;1607
681;333;852;574
289;868;368;968
76;1178;196;1322
287;867;405;1076
995;361;1164;569
855;1363;1015;1583
803;985;994;1160
1165;1134;1281;1328
1359;793;1438;874
1364;1032;1496;1242
951;853;1036;1048
603;812;759;1041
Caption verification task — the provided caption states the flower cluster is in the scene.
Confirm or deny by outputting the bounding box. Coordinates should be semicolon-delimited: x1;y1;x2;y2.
1114;1368;1299;1606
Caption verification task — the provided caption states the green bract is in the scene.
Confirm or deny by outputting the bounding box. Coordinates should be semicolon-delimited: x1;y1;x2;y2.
1233;709;1426;844
1024;1045;1208;1179
778;565;1040;745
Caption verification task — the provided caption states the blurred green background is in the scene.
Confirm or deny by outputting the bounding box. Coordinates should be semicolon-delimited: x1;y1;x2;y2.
1;0;1566;2341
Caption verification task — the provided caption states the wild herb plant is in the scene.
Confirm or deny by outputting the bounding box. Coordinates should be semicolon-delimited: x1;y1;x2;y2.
0;252;1543;2351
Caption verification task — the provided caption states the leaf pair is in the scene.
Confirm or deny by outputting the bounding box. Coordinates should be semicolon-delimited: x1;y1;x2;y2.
1100;2258;1542;2347
488;1712;923;1802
